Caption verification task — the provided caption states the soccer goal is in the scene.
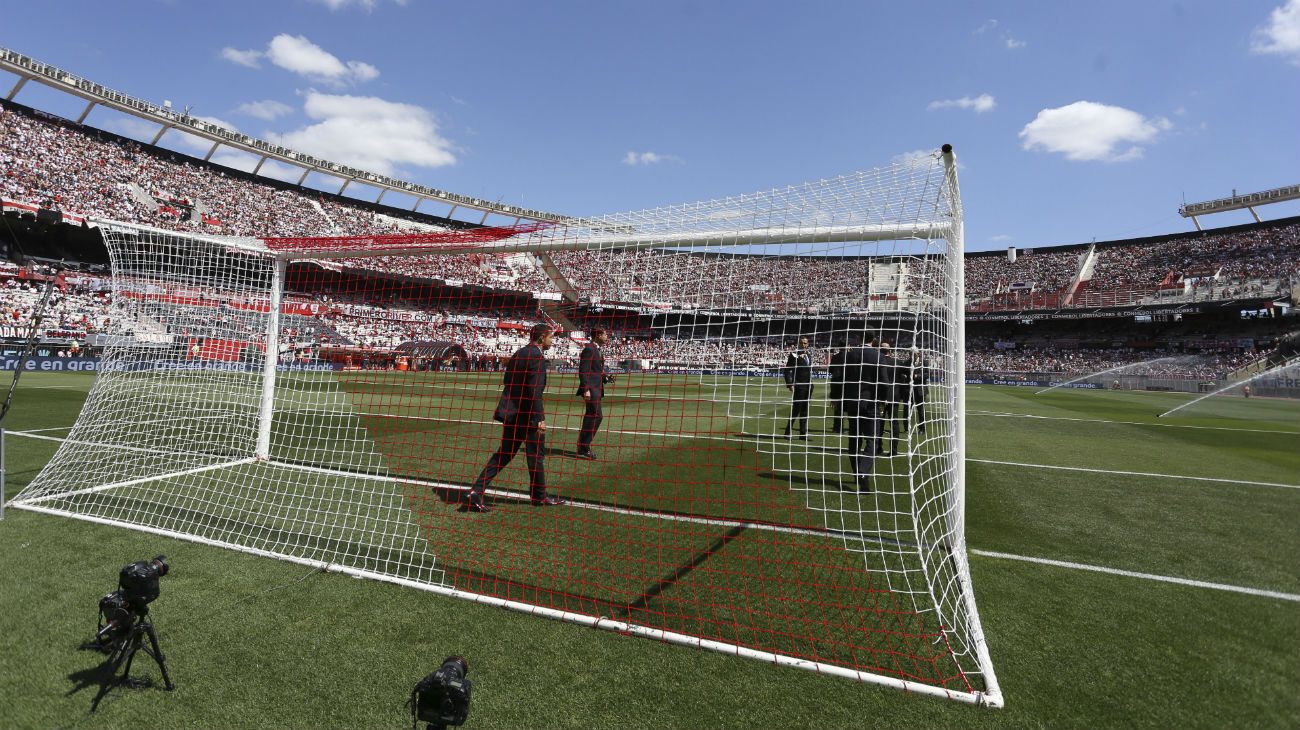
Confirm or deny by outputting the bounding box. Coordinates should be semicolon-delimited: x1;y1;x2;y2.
12;146;1001;706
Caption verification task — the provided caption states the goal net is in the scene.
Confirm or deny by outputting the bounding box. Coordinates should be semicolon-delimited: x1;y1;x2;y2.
12;147;1001;706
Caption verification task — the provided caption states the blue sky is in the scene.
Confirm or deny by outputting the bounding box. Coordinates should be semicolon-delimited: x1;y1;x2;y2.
2;1;1298;250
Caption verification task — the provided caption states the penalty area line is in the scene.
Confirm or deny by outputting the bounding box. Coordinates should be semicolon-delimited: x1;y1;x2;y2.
968;410;1297;435
968;458;1300;490
970;549;1300;603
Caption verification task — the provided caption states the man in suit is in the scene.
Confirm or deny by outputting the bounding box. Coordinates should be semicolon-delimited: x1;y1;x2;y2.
575;328;609;460
876;342;898;454
783;336;814;439
466;324;565;512
885;346;915;456
910;351;928;435
827;339;847;434
841;332;883;492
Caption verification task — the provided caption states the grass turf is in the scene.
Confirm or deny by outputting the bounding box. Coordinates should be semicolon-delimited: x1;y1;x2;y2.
0;372;1297;728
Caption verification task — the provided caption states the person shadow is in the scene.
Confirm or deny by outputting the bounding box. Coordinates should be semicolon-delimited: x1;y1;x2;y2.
756;470;859;493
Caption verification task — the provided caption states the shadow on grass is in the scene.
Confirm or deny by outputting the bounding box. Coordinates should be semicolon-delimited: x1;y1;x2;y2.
757;470;860;493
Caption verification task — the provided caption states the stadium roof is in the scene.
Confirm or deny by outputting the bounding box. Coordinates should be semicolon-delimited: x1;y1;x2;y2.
0;46;568;225
1179;184;1300;230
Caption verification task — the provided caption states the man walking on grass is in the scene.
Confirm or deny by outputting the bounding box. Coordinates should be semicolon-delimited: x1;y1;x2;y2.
466;324;566;512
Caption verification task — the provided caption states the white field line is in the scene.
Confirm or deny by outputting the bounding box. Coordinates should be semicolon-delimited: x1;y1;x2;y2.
270;463;1300;603
969;410;1298;435
968;458;1300;490
269;410;1300;491
8;418;1293;491
969;384;1186;398
12;433;1293;604
270;460;851;541
340;376;781;404
17;458;258;505
7;432;68;444
970;550;1300;603
297;408;741;442
4;431;243;462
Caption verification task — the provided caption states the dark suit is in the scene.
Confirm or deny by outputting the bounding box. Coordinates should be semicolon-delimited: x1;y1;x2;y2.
472;343;548;500
886;353;913;451
840;345;883;486
828;349;847;433
783;348;813;436
575;341;605;453
910;362;928;434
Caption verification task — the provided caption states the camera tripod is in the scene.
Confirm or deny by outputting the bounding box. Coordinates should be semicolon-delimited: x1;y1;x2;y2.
92;608;175;707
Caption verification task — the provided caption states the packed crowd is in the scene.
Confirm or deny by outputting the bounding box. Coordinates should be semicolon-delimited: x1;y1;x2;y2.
4;98;1298;317
965;345;1258;380
0;274;113;339
0;101;429;238
962;226;1300;308
5;258;1278;382
340;251;554;292
964;248;1081;299
549;249;877;311
1091;226;1300;295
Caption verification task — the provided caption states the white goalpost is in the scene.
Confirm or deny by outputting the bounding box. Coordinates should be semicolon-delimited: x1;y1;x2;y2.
11;146;1002;706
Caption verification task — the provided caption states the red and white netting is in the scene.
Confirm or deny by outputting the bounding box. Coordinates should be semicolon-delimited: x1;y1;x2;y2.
14;149;1001;705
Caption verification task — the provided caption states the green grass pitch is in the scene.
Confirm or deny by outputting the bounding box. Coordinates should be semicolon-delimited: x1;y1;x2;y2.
0;371;1296;728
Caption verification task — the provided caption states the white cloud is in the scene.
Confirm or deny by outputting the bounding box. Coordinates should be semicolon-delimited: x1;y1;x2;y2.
1251;0;1300;64
927;94;997;113
1019;101;1172;162
990;234;1012;242
234;99;295;120
622;151;682;166
266;90;456;175
973;19;1025;50
265;34;379;85
220;47;263;68
222;35;378;86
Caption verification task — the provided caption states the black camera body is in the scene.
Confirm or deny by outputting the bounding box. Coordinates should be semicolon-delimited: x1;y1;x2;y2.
94;555;168;649
94;590;135;647
412;656;472;729
118;555;169;606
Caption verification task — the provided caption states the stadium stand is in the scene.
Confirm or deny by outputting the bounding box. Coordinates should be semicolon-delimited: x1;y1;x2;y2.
6;96;1299;314
2;95;1297;385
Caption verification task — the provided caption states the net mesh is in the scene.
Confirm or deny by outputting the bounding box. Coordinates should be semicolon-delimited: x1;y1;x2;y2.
14;150;999;704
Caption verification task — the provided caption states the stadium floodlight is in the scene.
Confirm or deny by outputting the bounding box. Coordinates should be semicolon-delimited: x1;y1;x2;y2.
11;146;1002;707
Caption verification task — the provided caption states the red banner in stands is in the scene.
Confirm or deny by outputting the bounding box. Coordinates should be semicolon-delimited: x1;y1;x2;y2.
199;339;247;362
